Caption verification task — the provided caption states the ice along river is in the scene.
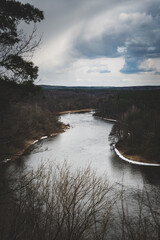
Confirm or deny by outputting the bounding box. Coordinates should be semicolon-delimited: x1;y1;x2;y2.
18;111;160;189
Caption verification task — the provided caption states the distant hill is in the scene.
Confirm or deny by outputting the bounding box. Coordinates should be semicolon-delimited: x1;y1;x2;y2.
40;85;160;91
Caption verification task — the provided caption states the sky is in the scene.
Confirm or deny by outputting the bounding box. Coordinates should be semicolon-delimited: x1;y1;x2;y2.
21;0;160;86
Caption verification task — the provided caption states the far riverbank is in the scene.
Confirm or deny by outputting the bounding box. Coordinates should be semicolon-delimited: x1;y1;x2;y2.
94;113;160;166
115;145;160;166
59;109;94;114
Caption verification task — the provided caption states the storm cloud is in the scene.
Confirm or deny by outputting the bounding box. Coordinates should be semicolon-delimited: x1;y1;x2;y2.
74;0;160;74
21;0;160;86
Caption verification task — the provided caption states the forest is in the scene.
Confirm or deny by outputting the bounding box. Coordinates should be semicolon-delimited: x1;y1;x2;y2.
95;90;160;163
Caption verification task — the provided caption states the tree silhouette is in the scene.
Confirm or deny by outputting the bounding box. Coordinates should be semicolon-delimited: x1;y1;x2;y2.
0;0;44;83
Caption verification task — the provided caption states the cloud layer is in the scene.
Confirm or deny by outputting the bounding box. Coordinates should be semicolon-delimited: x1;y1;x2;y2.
21;0;160;86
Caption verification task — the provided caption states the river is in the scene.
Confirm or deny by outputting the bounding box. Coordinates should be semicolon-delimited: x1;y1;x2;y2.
12;111;160;189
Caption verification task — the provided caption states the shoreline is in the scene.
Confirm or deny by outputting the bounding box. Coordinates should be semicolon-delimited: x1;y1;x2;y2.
94;113;160;166
1;124;69;164
94;115;117;123
114;146;160;166
2;109;94;164
59;109;94;115
1;108;93;164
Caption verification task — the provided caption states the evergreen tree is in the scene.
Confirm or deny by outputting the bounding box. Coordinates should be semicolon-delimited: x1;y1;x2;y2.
0;0;44;83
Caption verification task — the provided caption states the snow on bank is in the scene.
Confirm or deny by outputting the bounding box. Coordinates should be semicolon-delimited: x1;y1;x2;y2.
1;159;12;164
59;109;94;115
0;135;57;164
32;139;39;145
32;133;58;145
103;118;117;122
94;116;117;123
115;148;160;167
40;136;48;140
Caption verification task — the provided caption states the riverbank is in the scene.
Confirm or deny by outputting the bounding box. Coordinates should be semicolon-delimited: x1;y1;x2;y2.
59;109;94;114
1;109;94;164
1;123;69;164
94;113;160;166
12;109;94;161
94;115;117;123
114;140;160;166
115;147;160;166
12;109;94;160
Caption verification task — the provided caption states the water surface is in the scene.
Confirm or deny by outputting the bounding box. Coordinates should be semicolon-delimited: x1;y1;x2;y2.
15;112;160;189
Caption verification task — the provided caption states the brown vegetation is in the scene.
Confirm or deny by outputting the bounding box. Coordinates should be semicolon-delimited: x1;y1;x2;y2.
0;81;62;162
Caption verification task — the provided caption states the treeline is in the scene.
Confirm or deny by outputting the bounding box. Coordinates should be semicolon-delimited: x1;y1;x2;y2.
41;87;110;112
95;90;160;162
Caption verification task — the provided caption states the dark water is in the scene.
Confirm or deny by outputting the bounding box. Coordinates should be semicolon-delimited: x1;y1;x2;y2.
13;112;160;189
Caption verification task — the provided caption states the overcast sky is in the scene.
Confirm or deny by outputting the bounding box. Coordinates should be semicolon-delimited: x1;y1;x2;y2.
21;0;160;86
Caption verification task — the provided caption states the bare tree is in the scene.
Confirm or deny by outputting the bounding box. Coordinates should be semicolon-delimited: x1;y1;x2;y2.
116;185;160;240
1;162;160;240
1;162;116;240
